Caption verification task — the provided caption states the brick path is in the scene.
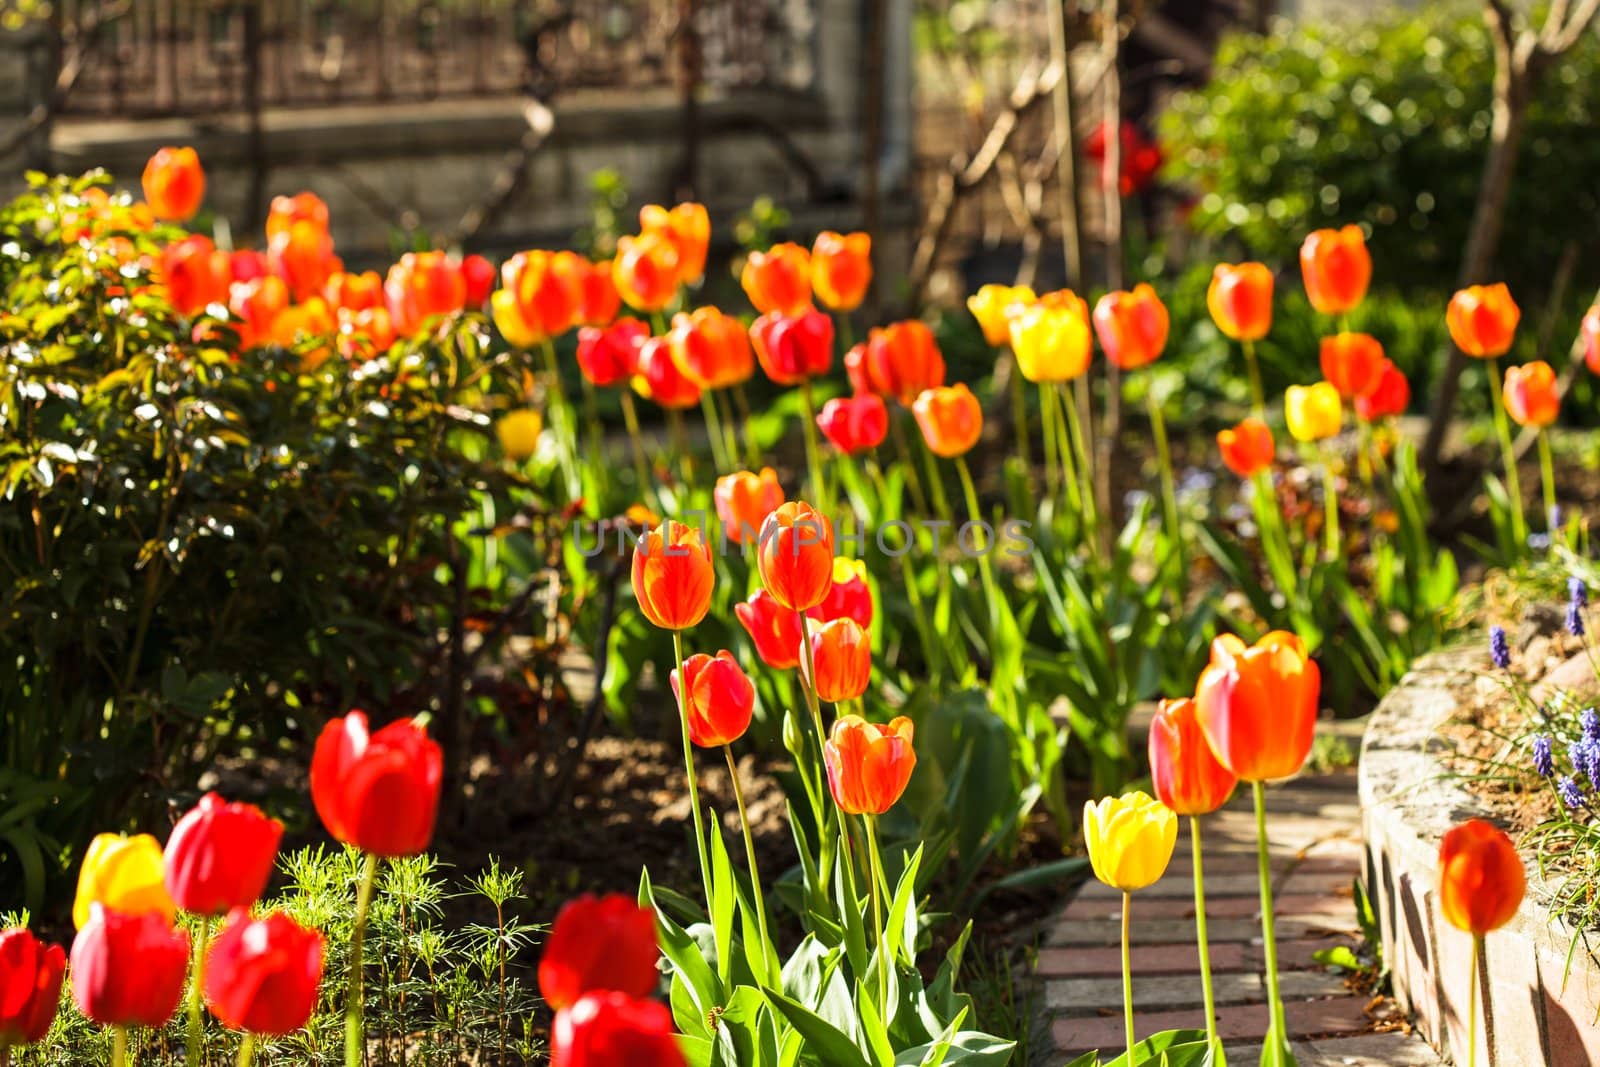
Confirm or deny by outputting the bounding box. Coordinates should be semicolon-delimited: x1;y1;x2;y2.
1038;769;1442;1065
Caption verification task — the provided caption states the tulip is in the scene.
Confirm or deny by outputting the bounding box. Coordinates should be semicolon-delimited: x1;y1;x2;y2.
803;617;871;703
1093;284;1169;371
632;520;715;631
229;276;290;351
1582;305;1600;376
70;906;190;1030
265;192;329;240
735;590;804;670
1206;263;1273;343
1319;332;1385;400
966;284;1037;346
164;793;283;918
337;305;397;362
1447;283;1520;359
750;308;834;386
204;911;324;1037
579;258;622;327
324;270;386;313
715;468;784;544
392;250;477;336
1503;360;1559;429
1299;225;1371;316
1008;295;1093;383
912;383;982;458
640;202;710;286
494;250;584;347
817;393;888;455
141;146;206;222
497;409;545;461
73;833;175;931
633;336;702;411
811;231;872;311
271;297;340;371
670;307;755;389
551;991;686;1067
538;895;660;1013
671;651;757;748
613;232;681;313
1083;120;1163;196
1439;818;1526;1067
160;235;232;316
230;249;270;283
741;242;813;317
1285;382;1342;443
757;502;834;612
269;218;341;301
824;715;915;816
577;318;649;388
807;557;873;630
1194;631;1320;783
0;928;65;1049
1355;360;1410;422
845;321;947;404
1216;417;1274;479
311;712;443;858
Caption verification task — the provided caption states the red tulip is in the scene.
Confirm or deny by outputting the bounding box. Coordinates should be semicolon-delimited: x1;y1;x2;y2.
551;991;686;1067
580;258;623;327
492;250;584;346
1355;360;1410;421
670;307;755;390
632;520;715;631
735;590;804;670
1216;418;1274;479
70;906;190;1028
803;618;871;703
1207;263;1273;342
845;321;946;404
0;928;65;1047
539;894;660;1013
1299;226;1371;316
1447;284;1519;359
1148;697;1237;816
142;146;206;222
613;232;681;313
386;251;470;337
577;318;649;388
715;468;784;545
1319;332;1386;400
633;337;702;411
672;650;757;748
1438;819;1526;935
807;558;873;630
203;911;324;1036
324;270;386;313
1093;284;1169;371
310;712;443;858
824;716;916;816
160;235;232;316
269;218;341;301
1582;305;1600;375
1502;360;1559;429
750;309;834;385
1083;121;1162;196
163;793;284;916
1194;632;1320;782
816;394;888;455
757;502;834;612
462;254;497;308
228;275;290;351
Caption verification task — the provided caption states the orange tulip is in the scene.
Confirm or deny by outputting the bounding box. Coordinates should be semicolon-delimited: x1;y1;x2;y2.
269;219;341;301
265;192;330;241
386;251;470;337
141;147;206;222
811;231;872;312
844;321;947;404
1194;632;1320;782
670;307;755;389
493;250;585;347
1092;284;1169;371
613;232;681;313
1319;332;1386;399
1299;226;1371;316
912;384;982;458
632;337;702;411
579;259;622;327
757;501;834;612
741;243;813;317
1216;418;1275;478
824;715;916;816
715;468;784;544
631;520;715;631
1148;697;1236;816
1438;819;1526;935
803;617;871;703
1206;263;1273;342
640;203;710;286
1355;360;1410;422
324;270;386;313
337;306;397;362
271;296;337;371
670;650;756;748
1447;284;1520;358
1502;360;1559;428
1582;305;1600;375
159;235;231;316
229;276;290;351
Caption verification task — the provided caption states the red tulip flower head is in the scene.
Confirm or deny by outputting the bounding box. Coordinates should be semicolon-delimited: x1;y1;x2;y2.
640;203;710;286
633;337;703;411
807;557;874;630
1083;121;1162;196
1148;697;1237;816
310;712;443;858
70;906;191;1028
816;394;888;455
613;232;681;313
551;991;686;1067
1447;283;1520;358
1319;332;1386;400
538;894;660;1012
1093;284;1169;371
741;243;813;317
163;793;284;916
669;307;755;390
750;309;834;385
1207;263;1273;342
672;650;757;748
1502;360;1559;429
142;146;206;222
203;911;324;1036
632;520;715;631
1299;226;1372;316
160;235;232;316
811;231;872;312
576;318;649;388
735;590;804;670
1438;819;1526;935
715;467;784;545
912;384;982;458
0;928;65;1047
1216;418;1275;479
1355;360;1410;422
803;618;872;703
845;321;946;404
824;716;916;816
1194;632;1320;783
579;258;623;327
1583;305;1600;375
757;502;835;612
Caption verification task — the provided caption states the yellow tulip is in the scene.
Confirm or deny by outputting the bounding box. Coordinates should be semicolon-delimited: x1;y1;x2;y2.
1008;300;1093;384
490;288;541;350
1285;382;1343;443
72;832;175;930
497;409;544;461
1083;791;1177;892
966;284;1037;347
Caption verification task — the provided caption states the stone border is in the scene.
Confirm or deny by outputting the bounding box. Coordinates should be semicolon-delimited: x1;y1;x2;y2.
1360;645;1600;1066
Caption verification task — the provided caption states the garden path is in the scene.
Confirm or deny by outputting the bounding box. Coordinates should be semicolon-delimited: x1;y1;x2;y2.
1038;766;1444;1065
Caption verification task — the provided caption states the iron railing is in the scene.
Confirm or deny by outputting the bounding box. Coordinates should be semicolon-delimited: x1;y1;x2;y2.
52;0;818;118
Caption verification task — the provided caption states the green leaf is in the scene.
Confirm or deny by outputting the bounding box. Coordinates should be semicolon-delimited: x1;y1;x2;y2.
763;986;872;1067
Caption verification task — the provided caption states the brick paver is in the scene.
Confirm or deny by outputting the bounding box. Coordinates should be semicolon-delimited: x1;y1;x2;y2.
1038;768;1441;1065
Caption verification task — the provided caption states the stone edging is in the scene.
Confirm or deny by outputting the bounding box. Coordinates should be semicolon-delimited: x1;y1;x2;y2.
1359;645;1600;1065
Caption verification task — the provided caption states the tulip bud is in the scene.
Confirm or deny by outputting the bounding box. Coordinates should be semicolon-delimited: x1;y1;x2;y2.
1008;293;1092;383
816;394;889;456
1216;418;1275;479
1354;360;1410;422
310;712;443;858
1194;631;1320;782
0;928;65;1047
204;911;324;1035
1207;263;1273;342
1148;698;1237;816
70;906;190;1029
1447;283;1520;359
1285;382;1343;443
735;589;804;670
1299;226;1371;316
1582;305;1600;376
1083;791;1177;892
671;650;757;748
633;337;702;411
811;231;873;312
1438;819;1525;936
750;309;834;386
807;557;874;629
142;146;206;222
632;520;715;631
639;203;709;287
163;794;284;917
538;895;660;1011
551;991;686;1067
824;715;916;816
669;307;755;389
1093;284;1169;371
73;833;175;931
912;384;983;458
1502;360;1559;429
613;233;681;313
966;284;1036;347
844;321;946;404
757;502;835;612
715;468;784;545
1318;332;1385;400
741;243;813;317
803;617;872;703
577;318;649;388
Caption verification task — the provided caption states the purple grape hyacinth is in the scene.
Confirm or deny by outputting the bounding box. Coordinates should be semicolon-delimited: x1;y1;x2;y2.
1489;625;1511;669
1533;735;1554;779
1571;577;1589;609
1559;775;1586;811
1583;708;1600;743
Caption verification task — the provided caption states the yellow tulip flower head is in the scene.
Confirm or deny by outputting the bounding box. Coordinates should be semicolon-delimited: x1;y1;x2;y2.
1083;790;1178;892
966;284;1037;347
1285;382;1343;443
72;832;176;930
496;409;544;461
1008;291;1093;384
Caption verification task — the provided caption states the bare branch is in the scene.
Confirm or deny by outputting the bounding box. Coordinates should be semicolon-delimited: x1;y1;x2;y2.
1542;0;1600;54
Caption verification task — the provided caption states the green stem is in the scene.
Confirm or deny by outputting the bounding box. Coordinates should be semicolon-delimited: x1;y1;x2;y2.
1191;816;1220;1051
1469;933;1483;1067
1008;353;1031;476
956;455;1001;646
799;378;829;514
1538;431;1559;535
867;464;940;678
671;632;717;934
668;408;693;486
346;852;380;1067
725;745;776;984
716;389;742;471
1252;470;1299;601
921;440;953;525
699;385;730;474
236;1035;255;1067
864;816;890;1022
539;339;581;499
113;1027;128;1067
1321;458;1341;561
187;915;213;1067
579;375;611;505
1487;358;1528;547
1059;382;1098;547
1253;781;1289;1050
1147;386;1185;591
732;384;762;469
800;611;852;928
1122;891;1137;1067
1039;375;1063;505
890;414;931;517
1242;340;1265;418
618;390;658;511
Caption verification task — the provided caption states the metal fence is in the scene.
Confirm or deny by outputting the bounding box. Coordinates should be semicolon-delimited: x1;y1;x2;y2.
51;0;818;118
